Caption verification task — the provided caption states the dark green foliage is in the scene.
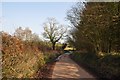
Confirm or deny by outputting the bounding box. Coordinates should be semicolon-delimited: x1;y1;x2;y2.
71;52;120;79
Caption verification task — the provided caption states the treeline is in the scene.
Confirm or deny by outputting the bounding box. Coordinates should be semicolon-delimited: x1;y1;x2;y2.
67;2;120;54
67;2;120;79
1;27;61;78
13;27;52;51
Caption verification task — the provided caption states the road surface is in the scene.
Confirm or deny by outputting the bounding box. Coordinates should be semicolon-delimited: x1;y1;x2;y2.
52;53;96;80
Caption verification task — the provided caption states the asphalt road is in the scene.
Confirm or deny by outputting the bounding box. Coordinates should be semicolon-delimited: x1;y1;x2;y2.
52;53;96;80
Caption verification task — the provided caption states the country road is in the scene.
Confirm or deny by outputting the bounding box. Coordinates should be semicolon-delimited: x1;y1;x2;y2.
52;53;96;80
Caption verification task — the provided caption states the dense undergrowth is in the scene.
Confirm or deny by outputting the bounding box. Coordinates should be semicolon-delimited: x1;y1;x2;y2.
1;32;61;78
70;51;120;80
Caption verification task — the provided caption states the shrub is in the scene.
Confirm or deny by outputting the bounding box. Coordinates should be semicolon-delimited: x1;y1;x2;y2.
70;51;120;79
2;32;45;78
43;51;60;63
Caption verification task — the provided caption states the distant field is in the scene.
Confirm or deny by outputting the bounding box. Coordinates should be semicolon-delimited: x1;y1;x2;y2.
64;47;75;50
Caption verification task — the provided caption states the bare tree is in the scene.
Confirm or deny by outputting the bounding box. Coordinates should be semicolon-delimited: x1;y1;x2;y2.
24;27;32;41
14;27;25;40
43;18;66;50
14;27;32;41
31;33;40;42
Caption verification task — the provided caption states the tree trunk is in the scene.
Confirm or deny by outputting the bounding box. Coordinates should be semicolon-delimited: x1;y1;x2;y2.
52;42;56;50
108;40;112;53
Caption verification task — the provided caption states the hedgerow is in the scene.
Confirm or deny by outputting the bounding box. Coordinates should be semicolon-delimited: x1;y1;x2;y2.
1;32;45;78
70;52;120;80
